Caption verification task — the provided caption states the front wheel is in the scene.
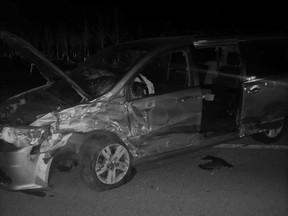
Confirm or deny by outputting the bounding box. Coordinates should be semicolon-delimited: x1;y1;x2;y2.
79;138;133;191
252;118;286;143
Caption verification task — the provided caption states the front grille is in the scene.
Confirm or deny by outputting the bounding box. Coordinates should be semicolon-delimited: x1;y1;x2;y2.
0;169;12;186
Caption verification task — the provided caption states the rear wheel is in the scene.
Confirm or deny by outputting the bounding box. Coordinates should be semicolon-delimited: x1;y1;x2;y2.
79;137;133;191
252;118;286;143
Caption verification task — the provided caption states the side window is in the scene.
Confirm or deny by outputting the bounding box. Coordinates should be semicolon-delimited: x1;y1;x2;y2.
193;45;241;88
240;39;288;79
130;50;190;99
167;52;190;88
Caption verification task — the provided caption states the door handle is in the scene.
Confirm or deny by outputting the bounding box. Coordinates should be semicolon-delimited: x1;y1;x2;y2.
249;85;261;94
178;96;200;102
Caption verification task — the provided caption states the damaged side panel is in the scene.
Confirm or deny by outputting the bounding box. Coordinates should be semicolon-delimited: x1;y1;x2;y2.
128;88;202;157
33;87;202;160
32;96;133;154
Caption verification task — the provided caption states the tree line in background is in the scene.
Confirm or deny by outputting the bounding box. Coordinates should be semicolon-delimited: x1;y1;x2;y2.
0;12;129;63
1;1;287;64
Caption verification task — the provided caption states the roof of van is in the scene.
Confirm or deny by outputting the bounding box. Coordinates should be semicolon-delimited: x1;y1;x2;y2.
117;33;288;49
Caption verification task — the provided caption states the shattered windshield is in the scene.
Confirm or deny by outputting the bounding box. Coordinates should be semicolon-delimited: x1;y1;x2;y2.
69;45;149;98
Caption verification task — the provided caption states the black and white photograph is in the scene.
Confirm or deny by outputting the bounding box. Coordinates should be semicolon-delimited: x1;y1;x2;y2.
0;1;288;215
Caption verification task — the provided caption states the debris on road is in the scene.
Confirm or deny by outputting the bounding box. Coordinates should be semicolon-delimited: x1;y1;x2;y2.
198;155;234;170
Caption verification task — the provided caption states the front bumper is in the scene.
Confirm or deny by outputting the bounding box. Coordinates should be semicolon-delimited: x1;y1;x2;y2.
0;142;53;190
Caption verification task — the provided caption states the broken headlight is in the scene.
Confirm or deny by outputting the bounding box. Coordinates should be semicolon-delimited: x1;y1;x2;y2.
0;126;48;148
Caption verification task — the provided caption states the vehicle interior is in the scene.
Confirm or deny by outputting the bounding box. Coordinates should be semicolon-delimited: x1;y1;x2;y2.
129;45;242;137
194;45;242;134
131;50;191;98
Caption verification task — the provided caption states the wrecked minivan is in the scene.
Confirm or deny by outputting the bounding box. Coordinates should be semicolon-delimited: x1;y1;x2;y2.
1;31;288;191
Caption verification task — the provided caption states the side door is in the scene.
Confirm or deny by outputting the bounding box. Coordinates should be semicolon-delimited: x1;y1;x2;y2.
127;48;202;158
239;39;288;135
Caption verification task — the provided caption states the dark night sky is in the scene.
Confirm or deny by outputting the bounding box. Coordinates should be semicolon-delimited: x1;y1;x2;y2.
1;0;288;37
1;0;287;89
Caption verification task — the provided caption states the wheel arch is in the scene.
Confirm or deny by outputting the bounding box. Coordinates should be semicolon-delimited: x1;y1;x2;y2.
65;130;132;156
77;130;136;191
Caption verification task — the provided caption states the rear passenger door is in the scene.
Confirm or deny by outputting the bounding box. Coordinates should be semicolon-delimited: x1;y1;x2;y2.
239;39;288;135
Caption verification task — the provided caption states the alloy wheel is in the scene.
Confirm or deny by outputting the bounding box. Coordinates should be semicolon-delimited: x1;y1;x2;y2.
95;144;130;184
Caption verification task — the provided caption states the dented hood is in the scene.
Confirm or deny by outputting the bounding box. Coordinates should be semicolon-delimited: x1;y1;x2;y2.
0;31;89;100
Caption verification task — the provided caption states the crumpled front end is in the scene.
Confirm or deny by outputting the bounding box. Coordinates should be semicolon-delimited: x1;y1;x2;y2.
0;116;68;190
0;142;53;190
0;95;130;190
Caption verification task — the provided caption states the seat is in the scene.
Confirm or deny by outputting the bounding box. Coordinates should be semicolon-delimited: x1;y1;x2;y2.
214;52;240;88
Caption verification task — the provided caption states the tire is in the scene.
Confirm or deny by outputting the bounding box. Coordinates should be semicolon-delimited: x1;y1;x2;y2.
79;135;133;191
252;118;286;143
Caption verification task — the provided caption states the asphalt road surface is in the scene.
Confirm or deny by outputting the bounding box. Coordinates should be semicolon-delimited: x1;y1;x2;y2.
1;136;288;216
